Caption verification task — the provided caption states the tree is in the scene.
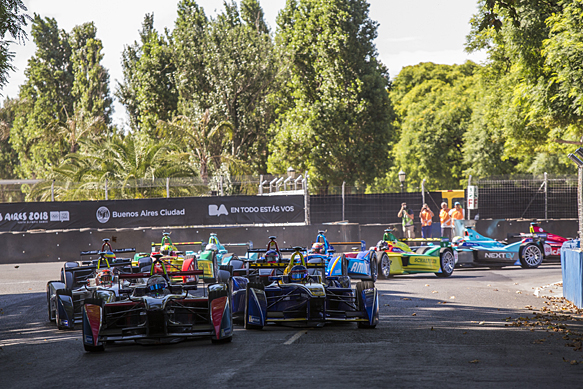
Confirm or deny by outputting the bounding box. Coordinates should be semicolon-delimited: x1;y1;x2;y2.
268;0;393;191
465;0;575;174
10;16;112;178
117;14;177;136
387;62;478;191
32;133;197;201
171;0;279;173
0;0;31;91
0;97;18;178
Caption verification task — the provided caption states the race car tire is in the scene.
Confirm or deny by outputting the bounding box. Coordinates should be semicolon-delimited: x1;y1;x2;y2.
377;252;391;279
82;298;105;352
341;254;348;277
244;282;265;330
369;251;378;282
435;248;455;278
519;243;543;269
356;281;377;329
209;287;234;343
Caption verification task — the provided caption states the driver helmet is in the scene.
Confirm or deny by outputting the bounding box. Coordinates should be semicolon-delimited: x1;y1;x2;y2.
205;243;218;252
147;275;168;295
161;244;172;255
97;269;113;287
311;242;325;254
377;240;389;251
265;249;279;263
452;236;464;246
289;265;308;283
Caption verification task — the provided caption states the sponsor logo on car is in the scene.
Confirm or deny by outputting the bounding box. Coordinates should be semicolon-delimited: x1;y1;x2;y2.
249;315;260;324
85;335;93;343
484;252;515;259
350;261;369;274
209;204;229;217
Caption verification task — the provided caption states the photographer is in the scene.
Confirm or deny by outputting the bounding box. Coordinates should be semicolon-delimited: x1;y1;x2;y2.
419;203;434;239
397;202;415;239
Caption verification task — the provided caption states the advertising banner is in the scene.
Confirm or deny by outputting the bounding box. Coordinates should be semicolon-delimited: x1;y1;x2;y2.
0;195;305;231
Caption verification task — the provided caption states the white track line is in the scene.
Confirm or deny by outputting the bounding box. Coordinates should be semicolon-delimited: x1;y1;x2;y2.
283;330;305;345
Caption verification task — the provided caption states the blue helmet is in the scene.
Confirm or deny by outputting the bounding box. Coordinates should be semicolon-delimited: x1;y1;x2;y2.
147;275;167;295
289;265;308;283
265;249;279;263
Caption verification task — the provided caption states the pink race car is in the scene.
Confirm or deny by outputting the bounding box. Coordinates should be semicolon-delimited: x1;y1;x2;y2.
529;222;569;258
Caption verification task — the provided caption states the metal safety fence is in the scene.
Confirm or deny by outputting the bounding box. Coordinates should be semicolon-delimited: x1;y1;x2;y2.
475;174;577;219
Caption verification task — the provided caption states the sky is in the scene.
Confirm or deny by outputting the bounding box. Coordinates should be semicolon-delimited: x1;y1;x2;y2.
3;0;487;128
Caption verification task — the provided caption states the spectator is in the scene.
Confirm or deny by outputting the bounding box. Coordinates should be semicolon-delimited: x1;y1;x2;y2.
398;202;415;239
419;203;434;239
439;202;453;240
450;201;465;237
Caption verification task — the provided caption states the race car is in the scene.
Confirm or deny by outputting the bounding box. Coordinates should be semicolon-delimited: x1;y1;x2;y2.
194;233;251;283
374;228;457;278
46;239;137;330
225;236;300;285
453;226;545;269
81;255;233;352
305;230;378;282
526;222;568;258
149;233;200;282
230;247;379;329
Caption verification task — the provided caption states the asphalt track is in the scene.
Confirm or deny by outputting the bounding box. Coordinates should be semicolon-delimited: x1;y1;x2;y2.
1;262;582;388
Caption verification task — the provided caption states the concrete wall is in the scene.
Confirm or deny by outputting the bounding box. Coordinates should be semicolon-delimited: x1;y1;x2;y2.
1;218;578;265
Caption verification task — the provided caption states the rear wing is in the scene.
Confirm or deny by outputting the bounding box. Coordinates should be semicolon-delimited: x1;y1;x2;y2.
247;247;300;254
328;241;366;251
80;248;136;256
151;241;203;248
119;269;203;279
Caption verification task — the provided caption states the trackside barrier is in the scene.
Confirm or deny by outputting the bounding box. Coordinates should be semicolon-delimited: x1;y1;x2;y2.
561;240;583;308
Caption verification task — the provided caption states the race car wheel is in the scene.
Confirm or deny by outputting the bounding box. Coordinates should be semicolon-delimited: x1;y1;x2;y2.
519;243;543;269
82;299;105;352
369;251;378;282
435;248;455;278
356;281;376;329
377;252;391;279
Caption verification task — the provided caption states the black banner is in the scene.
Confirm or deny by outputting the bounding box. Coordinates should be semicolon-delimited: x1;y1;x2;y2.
0;195;305;231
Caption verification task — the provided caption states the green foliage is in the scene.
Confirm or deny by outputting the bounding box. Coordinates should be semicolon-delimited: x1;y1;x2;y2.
32;133;197;201
268;0;393;191
0;96;18;178
384;62;478;191
9;15;112;179
0;0;31;90
116;14;177;136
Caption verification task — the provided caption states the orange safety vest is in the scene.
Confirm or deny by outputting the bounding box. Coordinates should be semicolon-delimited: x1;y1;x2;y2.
451;208;464;221
440;209;452;228
420;210;433;227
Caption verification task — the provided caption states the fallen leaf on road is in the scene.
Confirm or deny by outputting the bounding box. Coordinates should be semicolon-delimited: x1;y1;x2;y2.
516;291;522;294
493;289;498;291
437;301;447;304
463;331;467;334
479;321;485;325
425;284;430;287
469;359;479;364
487;284;491;287
412;313;417;316
430;327;434;330
14;265;19;268
533;339;546;344
401;297;411;300
432;291;438;294
450;296;456;299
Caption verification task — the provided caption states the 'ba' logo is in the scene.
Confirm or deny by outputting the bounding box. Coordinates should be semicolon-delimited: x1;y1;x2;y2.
96;206;110;223
208;204;228;217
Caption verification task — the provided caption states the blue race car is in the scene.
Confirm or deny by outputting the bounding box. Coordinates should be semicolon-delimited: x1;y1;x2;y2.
453;227;546;269
230;247;379;329
306;230;378;282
